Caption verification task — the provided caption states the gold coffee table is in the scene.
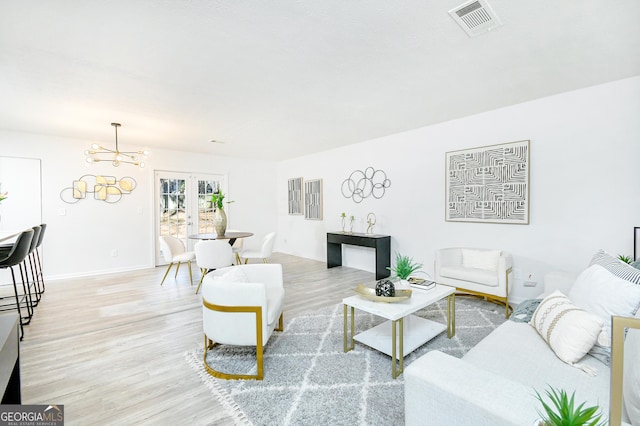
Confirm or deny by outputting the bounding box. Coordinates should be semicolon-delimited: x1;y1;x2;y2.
343;284;455;379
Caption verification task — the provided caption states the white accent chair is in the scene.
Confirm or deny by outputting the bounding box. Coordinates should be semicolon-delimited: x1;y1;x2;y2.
434;247;513;317
158;236;196;286
241;232;276;264
194;240;234;294
201;264;285;380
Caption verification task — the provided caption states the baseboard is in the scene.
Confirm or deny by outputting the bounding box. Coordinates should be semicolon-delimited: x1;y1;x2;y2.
45;264;155;281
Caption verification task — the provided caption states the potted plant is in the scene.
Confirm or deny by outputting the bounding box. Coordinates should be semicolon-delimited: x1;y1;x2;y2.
533;386;605;426
387;252;423;289
210;190;233;236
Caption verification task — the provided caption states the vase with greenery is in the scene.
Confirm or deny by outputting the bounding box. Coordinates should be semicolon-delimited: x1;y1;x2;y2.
211;190;232;236
387;253;423;288
533;386;605;426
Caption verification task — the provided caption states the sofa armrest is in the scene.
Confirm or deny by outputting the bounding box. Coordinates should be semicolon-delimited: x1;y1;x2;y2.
404;351;539;426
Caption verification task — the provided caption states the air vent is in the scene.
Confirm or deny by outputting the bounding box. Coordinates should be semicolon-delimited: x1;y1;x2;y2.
449;0;502;37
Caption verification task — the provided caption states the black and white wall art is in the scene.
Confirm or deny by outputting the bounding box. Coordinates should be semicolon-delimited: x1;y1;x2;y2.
445;140;530;224
304;179;323;220
288;177;303;215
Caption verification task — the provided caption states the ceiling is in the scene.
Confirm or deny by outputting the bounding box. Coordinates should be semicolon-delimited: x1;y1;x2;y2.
1;1;639;161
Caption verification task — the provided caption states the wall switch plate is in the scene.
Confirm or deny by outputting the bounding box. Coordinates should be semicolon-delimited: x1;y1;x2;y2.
524;280;537;287
111;249;118;257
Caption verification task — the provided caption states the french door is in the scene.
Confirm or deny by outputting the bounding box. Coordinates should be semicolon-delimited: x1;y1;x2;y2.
154;171;227;265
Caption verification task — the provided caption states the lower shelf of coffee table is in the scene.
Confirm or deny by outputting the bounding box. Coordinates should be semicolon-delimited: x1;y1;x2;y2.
353;314;446;357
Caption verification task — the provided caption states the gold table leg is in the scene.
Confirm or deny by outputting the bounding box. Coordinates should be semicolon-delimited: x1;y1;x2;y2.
447;293;456;338
391;317;404;379
343;305;354;352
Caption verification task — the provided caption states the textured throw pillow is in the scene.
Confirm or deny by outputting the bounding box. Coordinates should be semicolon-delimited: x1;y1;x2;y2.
461;249;500;271
589;249;640;285
569;264;640;346
529;290;604;369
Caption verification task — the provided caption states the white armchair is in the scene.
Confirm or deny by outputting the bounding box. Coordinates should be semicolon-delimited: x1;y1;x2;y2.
434;247;513;317
201;264;285;380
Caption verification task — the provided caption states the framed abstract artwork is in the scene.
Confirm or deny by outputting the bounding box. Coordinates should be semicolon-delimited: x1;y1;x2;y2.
304;179;323;220
288;177;303;215
445;140;530;224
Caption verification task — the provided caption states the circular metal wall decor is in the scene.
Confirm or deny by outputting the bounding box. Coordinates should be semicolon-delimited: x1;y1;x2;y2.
341;167;391;203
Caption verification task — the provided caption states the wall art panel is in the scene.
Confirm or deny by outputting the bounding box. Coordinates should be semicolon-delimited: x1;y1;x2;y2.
445;140;530;224
304;179;322;220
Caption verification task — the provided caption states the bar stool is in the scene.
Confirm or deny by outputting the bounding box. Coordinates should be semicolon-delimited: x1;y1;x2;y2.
0;229;35;339
34;223;46;296
25;225;42;306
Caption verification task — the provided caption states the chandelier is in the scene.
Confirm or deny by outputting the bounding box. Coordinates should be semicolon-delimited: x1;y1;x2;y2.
84;123;149;167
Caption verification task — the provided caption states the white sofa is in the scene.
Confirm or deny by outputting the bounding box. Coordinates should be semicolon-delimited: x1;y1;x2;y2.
434;247;513;317
405;257;640;426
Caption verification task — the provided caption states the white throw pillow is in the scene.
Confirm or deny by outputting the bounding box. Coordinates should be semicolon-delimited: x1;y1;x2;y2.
529;290;604;367
569;264;640;346
461;249;500;271
214;267;250;283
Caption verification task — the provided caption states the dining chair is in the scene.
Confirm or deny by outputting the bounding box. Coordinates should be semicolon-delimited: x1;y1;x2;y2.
227;229;244;265
241;232;276;264
158;236;196;286
194;239;234;294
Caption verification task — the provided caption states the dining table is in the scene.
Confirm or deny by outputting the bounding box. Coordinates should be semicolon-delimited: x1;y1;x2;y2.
188;231;253;246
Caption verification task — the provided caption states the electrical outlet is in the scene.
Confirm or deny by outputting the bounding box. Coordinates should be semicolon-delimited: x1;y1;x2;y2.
524;280;537;287
111;249;118;257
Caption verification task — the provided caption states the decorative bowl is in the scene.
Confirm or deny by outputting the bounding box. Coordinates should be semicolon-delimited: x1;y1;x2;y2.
353;284;412;303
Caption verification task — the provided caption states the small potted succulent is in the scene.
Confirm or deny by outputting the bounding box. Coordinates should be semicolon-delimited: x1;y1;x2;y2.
387;252;423;289
533;386;605;426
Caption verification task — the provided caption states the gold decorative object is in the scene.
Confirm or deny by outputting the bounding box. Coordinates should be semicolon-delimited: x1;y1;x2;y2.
60;174;137;204
85;122;149;168
353;284;412;303
340;212;346;233
366;212;376;234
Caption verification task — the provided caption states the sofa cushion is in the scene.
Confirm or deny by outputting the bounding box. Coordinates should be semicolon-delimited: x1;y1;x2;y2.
589;249;640;285
529;290;604;367
569;264;640;345
439;266;498;287
462;249;500;272
463;320;610;416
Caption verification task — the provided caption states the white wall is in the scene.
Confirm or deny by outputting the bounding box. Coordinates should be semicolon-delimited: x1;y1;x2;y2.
0;131;278;279
276;76;640;303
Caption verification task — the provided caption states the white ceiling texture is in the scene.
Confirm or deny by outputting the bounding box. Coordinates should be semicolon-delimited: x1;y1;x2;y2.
1;1;639;161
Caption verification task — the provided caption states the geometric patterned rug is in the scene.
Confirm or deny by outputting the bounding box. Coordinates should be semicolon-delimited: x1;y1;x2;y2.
185;296;506;426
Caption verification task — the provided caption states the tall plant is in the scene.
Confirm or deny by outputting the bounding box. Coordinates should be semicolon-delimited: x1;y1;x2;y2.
211;190;233;210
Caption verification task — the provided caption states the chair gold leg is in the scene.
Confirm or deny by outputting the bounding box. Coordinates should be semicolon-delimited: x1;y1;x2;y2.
188;261;193;285
174;261;181;278
262;258;268;263
244;258;249;264
276;312;284;331
195;274;206;294
160;263;173;286
235;253;242;265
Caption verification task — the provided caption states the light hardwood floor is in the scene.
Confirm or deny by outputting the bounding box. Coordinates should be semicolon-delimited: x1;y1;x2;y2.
19;253;374;425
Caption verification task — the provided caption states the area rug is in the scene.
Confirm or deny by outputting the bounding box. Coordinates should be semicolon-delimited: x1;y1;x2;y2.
185;296;506;426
